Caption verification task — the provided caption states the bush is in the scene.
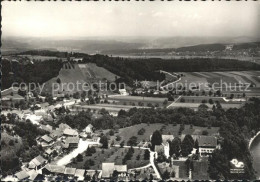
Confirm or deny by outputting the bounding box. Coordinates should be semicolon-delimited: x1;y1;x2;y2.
137;128;146;135
202;130;209;135
9;140;15;146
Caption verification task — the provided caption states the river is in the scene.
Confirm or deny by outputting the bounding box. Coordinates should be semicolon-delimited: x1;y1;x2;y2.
250;133;260;179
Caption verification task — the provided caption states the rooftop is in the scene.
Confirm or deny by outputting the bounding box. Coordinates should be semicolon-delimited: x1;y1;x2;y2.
102;163;115;178
63;128;78;136
198;136;217;147
44;164;65;174
41;135;53;143
64;167;77;175
15;171;29;180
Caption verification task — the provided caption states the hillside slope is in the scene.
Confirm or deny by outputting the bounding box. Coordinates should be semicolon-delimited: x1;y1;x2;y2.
42;62;118;94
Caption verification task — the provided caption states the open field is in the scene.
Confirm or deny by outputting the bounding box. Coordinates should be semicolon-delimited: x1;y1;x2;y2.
174;71;260;89
99;123;219;146
67;147;149;170
107;95;170;107
175;96;243;104
168;102;242;110
43;63;118;94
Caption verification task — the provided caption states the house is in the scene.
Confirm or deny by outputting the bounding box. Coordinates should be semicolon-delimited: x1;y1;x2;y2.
154;142;170;159
114;165;127;175
42;164;65;175
64;137;79;148
102;163;127;179
64;167;76;177
197;136;218;156
50;130;63;139
63;128;78;137
102;163;115;178
15;171;30;181
79;132;88;140
39;134;54;146
59;123;71;131
28;155;47;170
84;124;93;134
27;170;44;181
75;169;86;180
44;148;56;158
119;89;128;96
40;125;53;133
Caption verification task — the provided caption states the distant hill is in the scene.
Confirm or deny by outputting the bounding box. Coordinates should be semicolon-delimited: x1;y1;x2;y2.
2;36;259;55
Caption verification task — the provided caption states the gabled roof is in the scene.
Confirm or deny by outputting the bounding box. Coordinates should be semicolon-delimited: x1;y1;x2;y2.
45;148;54;155
50;130;63;138
66;137;79;144
31;155;47;167
40;125;53;132
63;128;78;136
59;123;71;130
64;167;76;175
102;163;115;178
15;171;29;180
198;136;217;147
114;165;127;173
27;170;41;181
75;169;85;178
41;135;53;143
44;164;65;174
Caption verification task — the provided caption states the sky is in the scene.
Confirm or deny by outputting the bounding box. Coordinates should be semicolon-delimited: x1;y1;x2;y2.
2;1;260;38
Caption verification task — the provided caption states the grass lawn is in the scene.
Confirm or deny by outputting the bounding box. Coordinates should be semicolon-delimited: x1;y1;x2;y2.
100;123;219;146
67;147;149;170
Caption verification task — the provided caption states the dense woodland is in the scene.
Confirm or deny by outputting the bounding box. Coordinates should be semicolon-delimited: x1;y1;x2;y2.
2;58;63;90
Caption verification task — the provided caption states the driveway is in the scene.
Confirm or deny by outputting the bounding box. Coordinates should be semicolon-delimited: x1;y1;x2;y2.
56;139;99;166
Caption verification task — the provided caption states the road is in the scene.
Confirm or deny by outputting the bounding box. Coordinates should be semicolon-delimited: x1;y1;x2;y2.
55;139;99;166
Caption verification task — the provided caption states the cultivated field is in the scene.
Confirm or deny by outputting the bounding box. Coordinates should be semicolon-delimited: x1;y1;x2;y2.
100;123;219;146
67;147;149;170
175;71;260;89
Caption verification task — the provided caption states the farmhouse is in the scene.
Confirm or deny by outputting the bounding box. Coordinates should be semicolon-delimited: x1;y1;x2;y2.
42;164;66;175
59;123;71;131
102;163;128;179
197;136;218;156
50;130;63;139
63;128;79;137
27;170;44;181
64;167;77;177
154;142;170;159
64;136;80;148
28;155;47;170
39;134;54;145
15;170;30;181
75;169;86;180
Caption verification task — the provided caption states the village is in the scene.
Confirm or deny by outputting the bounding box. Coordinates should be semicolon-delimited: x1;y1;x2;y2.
1;84;247;181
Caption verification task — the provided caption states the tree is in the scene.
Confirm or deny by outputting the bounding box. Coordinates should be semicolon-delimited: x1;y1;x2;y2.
137;128;146;135
181;135;194;157
202;130;209;135
162;170;170;180
76;154;83;162
209;99;214;104
144;149;150;160
127;136;138;146
169;137;181;158
151;130;162;150
100;136;108;148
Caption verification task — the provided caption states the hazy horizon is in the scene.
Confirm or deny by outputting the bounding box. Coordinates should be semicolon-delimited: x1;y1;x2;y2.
2;1;260;38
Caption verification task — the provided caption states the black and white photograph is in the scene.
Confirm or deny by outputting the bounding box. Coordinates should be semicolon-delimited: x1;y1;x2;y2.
1;1;260;181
